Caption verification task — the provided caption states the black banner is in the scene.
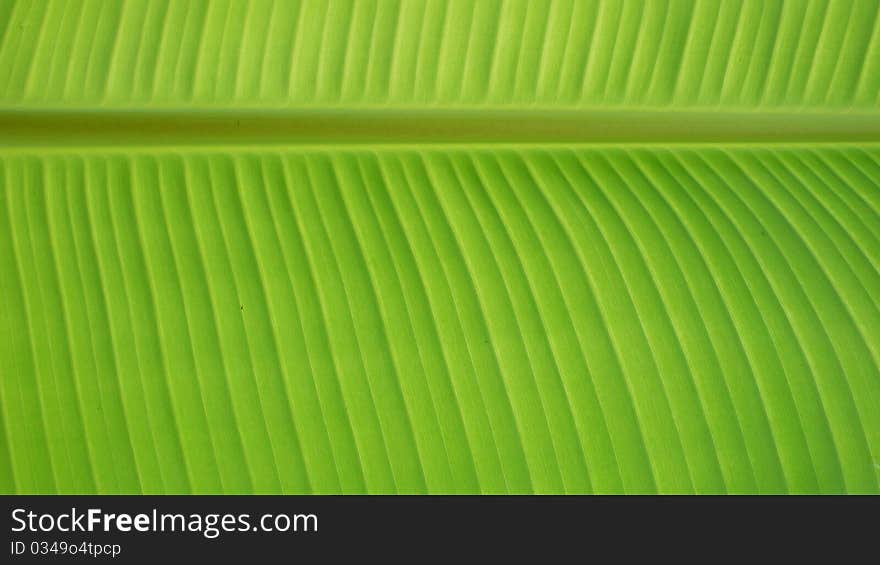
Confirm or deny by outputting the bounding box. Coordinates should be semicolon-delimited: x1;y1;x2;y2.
2;496;876;562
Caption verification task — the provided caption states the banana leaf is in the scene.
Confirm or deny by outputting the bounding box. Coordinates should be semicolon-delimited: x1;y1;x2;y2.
1;0;878;494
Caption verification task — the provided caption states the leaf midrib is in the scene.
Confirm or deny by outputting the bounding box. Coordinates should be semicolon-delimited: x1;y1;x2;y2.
3;108;880;147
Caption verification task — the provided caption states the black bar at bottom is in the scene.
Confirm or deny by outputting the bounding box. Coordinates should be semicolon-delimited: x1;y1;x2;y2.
2;495;876;562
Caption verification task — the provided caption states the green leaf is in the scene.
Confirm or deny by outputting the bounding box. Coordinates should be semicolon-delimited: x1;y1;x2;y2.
0;0;878;493
1;0;879;109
